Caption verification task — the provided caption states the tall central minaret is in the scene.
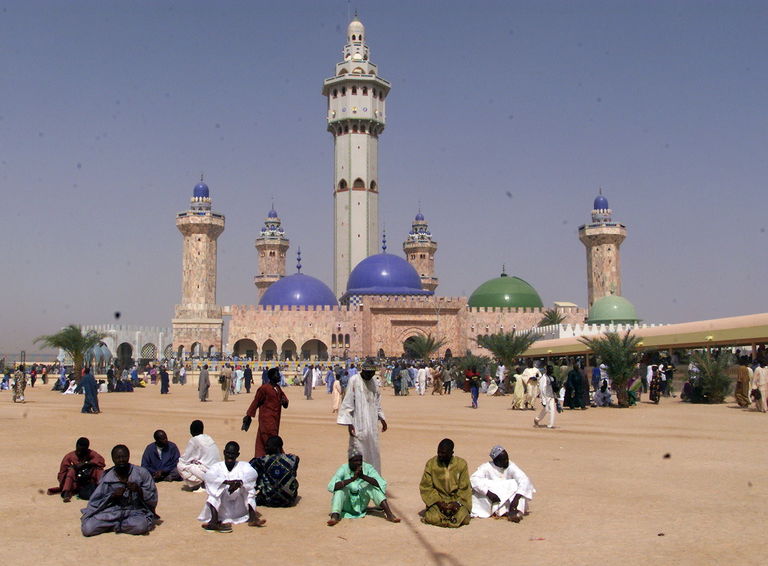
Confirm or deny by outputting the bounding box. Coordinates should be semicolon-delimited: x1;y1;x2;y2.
323;16;391;296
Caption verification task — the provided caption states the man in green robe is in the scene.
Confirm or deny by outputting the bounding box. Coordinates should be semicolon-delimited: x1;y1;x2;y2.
419;438;471;527
326;450;399;526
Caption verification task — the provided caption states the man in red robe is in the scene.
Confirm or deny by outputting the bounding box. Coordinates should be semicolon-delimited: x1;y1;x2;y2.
48;437;105;502
242;367;289;458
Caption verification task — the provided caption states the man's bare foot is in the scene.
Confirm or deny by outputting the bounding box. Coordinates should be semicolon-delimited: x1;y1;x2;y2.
327;513;341;526
62;492;72;503
508;510;524;523
385;515;401;523
248;518;266;527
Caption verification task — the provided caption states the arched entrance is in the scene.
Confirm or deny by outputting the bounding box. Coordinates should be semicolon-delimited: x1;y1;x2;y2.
233;339;258;359
301;339;328;361
190;342;202;358
163;344;174;359
207;345;216;358
377;348;386;358
444;348;453;359
176;345;184;359
281;339;297;361
262;339;277;360
117;342;133;369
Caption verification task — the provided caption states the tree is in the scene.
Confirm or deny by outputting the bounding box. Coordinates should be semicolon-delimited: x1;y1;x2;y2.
404;333;447;360
475;330;540;371
689;350;733;404
579;331;642;407
538;308;566;327
35;325;108;380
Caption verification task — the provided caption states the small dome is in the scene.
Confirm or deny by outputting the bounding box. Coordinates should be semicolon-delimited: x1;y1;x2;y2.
587;295;639;325
193;182;209;198
468;273;543;308
415;212;425;221
348;18;365;38
259;273;338;307
267;208;278;218
593;194;609;210
346;253;431;295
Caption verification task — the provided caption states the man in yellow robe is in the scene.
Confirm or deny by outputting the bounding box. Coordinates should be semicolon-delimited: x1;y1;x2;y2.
419;438;471;528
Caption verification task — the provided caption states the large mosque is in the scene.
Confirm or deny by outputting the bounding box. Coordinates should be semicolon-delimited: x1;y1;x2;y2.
171;17;639;362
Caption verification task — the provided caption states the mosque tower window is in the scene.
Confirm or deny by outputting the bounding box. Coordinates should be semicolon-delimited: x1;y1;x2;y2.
352;86;357;94
338;179;347;190
362;87;368;95
333;89;338;98
341;87;346;95
353;178;365;189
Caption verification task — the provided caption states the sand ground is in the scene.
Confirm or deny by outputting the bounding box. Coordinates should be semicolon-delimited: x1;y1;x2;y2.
1;381;766;566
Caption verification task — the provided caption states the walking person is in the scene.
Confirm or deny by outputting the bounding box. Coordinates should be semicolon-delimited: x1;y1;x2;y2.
534;365;556;429
198;364;210;401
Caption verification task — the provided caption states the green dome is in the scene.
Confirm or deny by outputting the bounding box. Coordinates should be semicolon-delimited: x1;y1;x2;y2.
588;295;639;324
468;272;543;308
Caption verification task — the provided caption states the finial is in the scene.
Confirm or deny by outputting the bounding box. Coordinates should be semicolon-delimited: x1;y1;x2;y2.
296;248;302;273
200;173;204;183
382;231;387;253
501;264;507;277
599;186;603;195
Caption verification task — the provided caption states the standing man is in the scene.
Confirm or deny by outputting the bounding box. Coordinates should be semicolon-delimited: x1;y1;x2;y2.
303;364;314;400
416;363;428;396
752;360;768;413
159;366;170;394
220;363;232;402
534;365;557;429
80;368;100;414
419;438;471;528
12;365;27;403
242;367;289;458
243;364;253;394
337;360;388;472
521;360;541;410
198;364;210;402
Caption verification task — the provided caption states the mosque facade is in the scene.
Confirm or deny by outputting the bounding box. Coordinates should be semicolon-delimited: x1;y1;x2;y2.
171;17;637;362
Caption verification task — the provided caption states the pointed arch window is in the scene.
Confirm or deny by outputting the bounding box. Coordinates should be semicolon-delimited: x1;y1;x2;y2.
353;178;365;189
370;180;377;191
338;179;348;190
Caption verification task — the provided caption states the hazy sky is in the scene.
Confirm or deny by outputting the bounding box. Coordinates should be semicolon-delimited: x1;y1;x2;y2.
2;1;767;355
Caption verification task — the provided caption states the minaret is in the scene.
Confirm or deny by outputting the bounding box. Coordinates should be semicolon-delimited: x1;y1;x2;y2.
578;191;627;307
172;179;225;357
403;210;439;292
254;206;290;300
323;16;391;296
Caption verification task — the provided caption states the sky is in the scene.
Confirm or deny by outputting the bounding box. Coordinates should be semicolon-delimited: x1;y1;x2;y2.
2;0;767;355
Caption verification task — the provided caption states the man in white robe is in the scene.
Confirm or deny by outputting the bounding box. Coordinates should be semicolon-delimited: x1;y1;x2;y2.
416;364;428;396
198;441;265;532
521;361;541;409
337;360;388;472
178;419;221;490
470;445;535;522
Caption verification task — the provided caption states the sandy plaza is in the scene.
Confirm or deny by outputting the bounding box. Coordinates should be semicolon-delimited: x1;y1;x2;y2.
2;381;766;566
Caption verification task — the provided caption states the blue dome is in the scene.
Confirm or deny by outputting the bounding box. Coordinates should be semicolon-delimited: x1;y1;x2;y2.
193;183;209;198
346;253;431;295
259;273;338;307
415;212;424;221
593;194;609;210
267;208;278;218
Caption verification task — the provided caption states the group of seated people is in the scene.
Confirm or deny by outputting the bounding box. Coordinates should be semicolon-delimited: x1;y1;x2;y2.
49;420;300;536
326;438;534;529
51;430;532;536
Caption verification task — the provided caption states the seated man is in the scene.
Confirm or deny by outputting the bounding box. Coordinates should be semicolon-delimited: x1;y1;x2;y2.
177;420;221;491
141;429;181;482
593;379;612;407
470;445;535;522
326;449;399;526
81;444;158;537
198;441;265;532
419;438;471;528
250;435;299;507
48;437;106;502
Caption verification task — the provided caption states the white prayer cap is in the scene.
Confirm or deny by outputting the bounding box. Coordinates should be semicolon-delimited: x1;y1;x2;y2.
348;446;363;459
489;445;506;459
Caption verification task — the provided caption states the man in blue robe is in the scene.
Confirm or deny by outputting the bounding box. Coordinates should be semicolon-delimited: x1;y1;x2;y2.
141;429;181;481
250;435;299;507
80;368;100;414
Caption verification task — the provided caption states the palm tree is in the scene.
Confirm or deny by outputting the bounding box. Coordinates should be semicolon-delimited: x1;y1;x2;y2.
475;330;540;371
579;331;641;407
404;333;447;360
538;308;566;327
689;350;733;404
35;325;108;380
